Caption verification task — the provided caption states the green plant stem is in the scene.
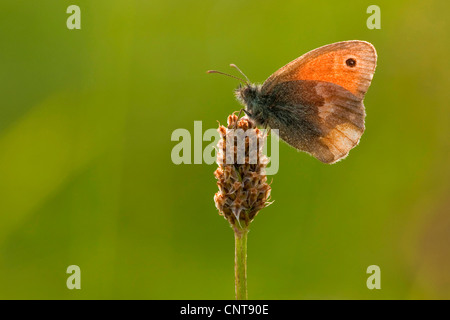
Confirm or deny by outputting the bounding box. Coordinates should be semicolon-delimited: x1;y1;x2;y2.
234;227;248;300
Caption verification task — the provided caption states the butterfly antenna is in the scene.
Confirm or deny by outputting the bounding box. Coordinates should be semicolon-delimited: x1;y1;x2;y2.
206;70;247;84
230;64;250;84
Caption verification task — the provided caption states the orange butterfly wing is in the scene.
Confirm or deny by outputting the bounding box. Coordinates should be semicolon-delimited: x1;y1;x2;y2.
261;41;377;163
262;40;377;99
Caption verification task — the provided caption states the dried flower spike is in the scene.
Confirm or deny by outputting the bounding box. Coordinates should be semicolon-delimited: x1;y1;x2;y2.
213;112;273;300
214;113;272;231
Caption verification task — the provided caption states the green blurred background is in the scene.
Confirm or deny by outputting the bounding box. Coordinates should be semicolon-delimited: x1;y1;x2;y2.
0;0;449;299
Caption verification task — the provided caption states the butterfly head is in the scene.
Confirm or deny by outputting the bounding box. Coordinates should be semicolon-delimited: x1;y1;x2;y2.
208;63;258;106
207;64;263;123
234;83;260;108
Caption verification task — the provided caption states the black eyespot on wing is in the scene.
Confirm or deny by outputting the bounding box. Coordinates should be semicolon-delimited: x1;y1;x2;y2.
346;58;356;67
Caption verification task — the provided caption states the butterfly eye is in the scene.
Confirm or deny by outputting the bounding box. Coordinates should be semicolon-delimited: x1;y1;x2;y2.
345;58;357;67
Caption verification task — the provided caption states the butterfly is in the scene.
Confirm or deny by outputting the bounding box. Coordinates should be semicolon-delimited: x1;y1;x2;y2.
208;40;377;164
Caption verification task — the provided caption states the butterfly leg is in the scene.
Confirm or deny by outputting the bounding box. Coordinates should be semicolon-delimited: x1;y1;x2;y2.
234;108;251;129
242;109;252;117
264;124;271;137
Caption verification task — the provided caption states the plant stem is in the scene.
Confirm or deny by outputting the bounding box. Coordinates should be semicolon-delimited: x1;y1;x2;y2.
234;226;248;300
